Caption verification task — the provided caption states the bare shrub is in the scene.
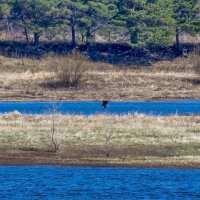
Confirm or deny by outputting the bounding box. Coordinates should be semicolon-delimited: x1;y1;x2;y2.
47;53;91;87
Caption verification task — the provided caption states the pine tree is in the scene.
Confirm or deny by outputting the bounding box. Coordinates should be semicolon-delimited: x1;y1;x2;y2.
139;0;175;47
173;0;200;50
58;0;86;47
115;0;175;47
0;1;11;17
81;0;118;45
1;0;199;49
0;1;12;32
10;0;60;45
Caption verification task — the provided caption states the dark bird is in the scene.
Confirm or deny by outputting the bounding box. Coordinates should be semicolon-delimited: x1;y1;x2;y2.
102;100;109;109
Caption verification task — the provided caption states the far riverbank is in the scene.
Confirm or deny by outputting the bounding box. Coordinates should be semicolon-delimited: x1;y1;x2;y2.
0;55;200;101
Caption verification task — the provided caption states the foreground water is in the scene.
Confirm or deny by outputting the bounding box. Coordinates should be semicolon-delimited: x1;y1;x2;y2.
0;100;200;115
0;167;200;200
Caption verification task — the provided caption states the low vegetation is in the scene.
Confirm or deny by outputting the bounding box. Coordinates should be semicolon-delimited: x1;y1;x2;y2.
0;113;200;167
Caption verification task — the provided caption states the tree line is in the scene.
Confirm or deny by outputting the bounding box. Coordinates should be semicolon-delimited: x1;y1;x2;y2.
0;0;199;50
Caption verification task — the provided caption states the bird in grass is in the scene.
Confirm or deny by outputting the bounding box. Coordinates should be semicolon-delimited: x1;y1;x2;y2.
102;100;109;109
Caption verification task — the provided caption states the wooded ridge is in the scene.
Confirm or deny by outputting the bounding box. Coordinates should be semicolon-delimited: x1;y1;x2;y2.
0;0;199;50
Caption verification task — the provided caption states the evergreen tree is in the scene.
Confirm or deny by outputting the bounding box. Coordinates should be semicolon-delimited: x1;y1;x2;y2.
115;0;175;47
0;1;12;32
140;0;175;47
173;0;200;50
81;0;118;45
10;0;60;45
0;0;199;49
0;1;11;17
58;0;86;47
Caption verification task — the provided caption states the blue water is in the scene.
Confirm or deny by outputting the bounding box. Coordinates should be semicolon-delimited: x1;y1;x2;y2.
0;101;200;115
0;166;200;200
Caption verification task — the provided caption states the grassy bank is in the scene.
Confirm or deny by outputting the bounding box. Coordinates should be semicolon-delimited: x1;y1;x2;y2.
0;113;200;168
0;54;200;101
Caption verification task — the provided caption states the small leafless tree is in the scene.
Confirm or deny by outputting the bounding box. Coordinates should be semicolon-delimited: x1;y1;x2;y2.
48;99;63;152
102;129;114;157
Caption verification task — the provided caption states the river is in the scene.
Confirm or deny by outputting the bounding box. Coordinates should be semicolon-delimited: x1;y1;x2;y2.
0;166;200;199
0;100;200;115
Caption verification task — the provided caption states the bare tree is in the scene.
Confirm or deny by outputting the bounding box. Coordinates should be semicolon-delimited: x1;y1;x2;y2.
47;98;63;153
102;129;114;157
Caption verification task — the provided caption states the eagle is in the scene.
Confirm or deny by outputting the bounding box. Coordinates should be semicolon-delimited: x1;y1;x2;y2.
102;100;109;108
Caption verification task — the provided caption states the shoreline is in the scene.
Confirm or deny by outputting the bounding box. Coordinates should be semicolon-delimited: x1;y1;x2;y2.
0;157;200;169
0;98;200;102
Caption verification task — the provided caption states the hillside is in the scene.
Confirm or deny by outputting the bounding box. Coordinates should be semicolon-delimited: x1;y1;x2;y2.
0;54;199;101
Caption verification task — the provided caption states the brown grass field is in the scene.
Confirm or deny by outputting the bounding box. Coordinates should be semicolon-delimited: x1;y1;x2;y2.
0;113;200;168
0;54;199;101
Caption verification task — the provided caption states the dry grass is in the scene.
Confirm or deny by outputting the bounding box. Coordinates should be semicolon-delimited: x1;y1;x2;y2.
0;113;200;152
0;113;200;167
192;46;200;75
0;54;200;101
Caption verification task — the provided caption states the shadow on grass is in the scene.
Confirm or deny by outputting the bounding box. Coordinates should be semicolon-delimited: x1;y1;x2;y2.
14;144;199;158
0;40;196;66
183;78;200;85
39;80;82;90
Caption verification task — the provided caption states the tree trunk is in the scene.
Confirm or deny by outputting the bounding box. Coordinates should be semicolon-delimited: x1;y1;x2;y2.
176;27;180;52
24;28;29;45
70;17;76;48
34;32;40;46
86;29;92;53
81;33;85;42
86;28;92;47
130;31;138;44
108;31;111;43
71;25;76;47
